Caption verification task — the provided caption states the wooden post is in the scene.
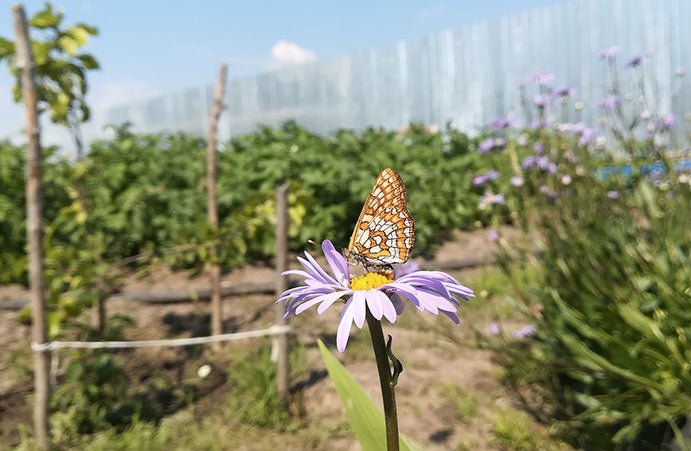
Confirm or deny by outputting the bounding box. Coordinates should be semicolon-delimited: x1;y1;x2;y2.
12;3;50;447
207;63;227;348
274;184;290;398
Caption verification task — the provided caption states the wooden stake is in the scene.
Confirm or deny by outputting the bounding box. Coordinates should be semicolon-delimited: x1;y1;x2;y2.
274;184;290;398
12;3;50;447
206;63;227;348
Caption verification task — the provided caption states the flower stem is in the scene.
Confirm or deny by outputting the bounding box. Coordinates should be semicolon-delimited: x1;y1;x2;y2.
366;309;399;451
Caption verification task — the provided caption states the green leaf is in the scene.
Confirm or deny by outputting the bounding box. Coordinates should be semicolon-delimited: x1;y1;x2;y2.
317;339;419;451
57;35;79;56
66;25;91;47
0;37;14;60
77;53;100;69
29;5;61;29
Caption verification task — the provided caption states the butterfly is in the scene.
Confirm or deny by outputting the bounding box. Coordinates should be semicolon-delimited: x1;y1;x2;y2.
343;168;415;273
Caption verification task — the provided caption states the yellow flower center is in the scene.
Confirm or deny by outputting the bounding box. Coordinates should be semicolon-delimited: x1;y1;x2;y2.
350;272;393;290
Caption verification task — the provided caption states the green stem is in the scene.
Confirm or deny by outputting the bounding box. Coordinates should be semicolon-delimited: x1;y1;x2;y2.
366;309;399;451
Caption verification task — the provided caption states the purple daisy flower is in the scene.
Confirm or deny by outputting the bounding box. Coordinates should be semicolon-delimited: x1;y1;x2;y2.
491;113;517;130
599;96;620;109
533;71;555;85
478;138;495;154
517;135;528;146
479;191;505;207
512;325;536;338
533;94;550;108
510;176;524;187
533;142;544;154
473;169;500;186
277;240;474;352
488;229;499;241
624;54;647;68
521;156;537;169
579;128;597;146
600;45;620;60
489;323;501;335
659;114;678;129
555;86;575;97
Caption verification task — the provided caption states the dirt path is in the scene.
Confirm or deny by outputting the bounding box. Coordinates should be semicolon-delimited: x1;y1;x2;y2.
0;227;543;449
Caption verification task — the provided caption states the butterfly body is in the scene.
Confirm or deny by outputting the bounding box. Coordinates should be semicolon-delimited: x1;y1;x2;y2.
344;168;415;274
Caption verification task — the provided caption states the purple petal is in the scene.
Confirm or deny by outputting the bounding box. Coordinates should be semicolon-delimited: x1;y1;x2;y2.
296;256;330;284
440;310;460;325
322;240;350;285
280;269;312;279
390;293;405;316
336;297;356;352
366;290;384;320
295;291;348;315
302;252;339;286
352;290;367;329
317;290;353;314
380;292;398;323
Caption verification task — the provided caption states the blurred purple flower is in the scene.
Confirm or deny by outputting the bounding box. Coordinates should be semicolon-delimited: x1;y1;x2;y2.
533;71;555;84
492;113;517;130
539;184;550;194
536;156;551;170
510;176;524;187
489;323;501;335
625;54;647;68
277;240;474;352
521;156;537;169
555;86;575;97
493;137;507;150
533;94;550;108
473;169;500;186
579;128;597;146
533;142;544;153
488;229;499;241
548;162;558;174
600;45;620;60
478;138;495;154
659;114;678;129
599;96;620;109
517;135;528;146
479;191;505;207
607;191;620;199
512;325;536;338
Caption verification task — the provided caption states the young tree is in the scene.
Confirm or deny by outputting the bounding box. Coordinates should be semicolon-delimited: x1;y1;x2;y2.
0;2;99;159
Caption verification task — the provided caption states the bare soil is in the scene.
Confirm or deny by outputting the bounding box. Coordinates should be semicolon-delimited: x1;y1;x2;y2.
0;226;539;450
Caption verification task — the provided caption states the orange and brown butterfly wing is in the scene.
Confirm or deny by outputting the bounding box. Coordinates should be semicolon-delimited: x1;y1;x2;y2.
348;168;415;265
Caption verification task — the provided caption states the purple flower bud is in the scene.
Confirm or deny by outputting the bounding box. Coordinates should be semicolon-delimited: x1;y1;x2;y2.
489;323;501;335
555;86;575;97
625;54;647;68
533;71;555;85
510;176;524;187
533;94;550;108
491;113;517;130
599;96;620;109
512;325;536;338
600;45;620;60
473;169;500;186
517;135;528;146
478;138;495;154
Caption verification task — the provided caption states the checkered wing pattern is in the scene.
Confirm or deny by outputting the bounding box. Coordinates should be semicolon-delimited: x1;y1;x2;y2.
347;168;415;266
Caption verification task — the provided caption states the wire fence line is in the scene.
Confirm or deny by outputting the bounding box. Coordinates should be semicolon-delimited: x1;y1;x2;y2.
30;324;292;353
78;0;689;145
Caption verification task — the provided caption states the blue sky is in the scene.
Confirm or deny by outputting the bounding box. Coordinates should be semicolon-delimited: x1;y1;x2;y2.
0;0;564;139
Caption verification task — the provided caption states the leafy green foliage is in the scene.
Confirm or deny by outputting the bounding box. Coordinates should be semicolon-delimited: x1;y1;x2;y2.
0;2;99;140
492;132;691;449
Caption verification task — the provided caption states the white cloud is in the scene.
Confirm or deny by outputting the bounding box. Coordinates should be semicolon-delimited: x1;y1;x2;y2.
270;40;317;68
